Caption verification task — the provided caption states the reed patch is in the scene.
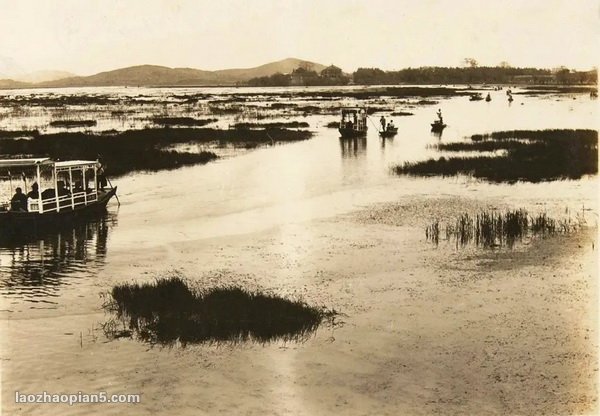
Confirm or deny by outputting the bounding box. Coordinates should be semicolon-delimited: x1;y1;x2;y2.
102;276;337;346
426;209;583;248
395;129;597;182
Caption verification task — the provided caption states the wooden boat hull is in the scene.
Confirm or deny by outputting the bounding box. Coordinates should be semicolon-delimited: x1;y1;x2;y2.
0;187;117;234
339;127;367;138
379;129;398;138
430;123;447;132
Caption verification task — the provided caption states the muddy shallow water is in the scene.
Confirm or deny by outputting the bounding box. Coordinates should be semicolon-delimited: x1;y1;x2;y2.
0;86;598;415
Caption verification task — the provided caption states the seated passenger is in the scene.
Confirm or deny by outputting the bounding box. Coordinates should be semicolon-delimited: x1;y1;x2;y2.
73;181;84;194
10;187;28;212
57;181;70;196
27;182;39;199
387;121;395;131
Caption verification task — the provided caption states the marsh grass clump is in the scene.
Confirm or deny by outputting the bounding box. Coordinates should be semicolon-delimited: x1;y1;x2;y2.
0;127;311;176
0;129;40;139
151;117;217;127
103;277;337;346
425;220;440;245
395;129;597;182
233;121;309;129
49;119;97;128
427;209;580;248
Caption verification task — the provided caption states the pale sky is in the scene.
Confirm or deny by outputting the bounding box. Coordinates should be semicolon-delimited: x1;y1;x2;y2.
0;0;598;76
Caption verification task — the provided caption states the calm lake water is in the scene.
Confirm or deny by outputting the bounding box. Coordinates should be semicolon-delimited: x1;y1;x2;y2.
0;86;597;306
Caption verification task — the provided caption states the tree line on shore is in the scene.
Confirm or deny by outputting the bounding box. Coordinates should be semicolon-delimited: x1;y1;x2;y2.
247;65;598;87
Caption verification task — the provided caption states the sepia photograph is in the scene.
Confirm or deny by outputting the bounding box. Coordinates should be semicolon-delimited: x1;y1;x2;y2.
0;0;598;414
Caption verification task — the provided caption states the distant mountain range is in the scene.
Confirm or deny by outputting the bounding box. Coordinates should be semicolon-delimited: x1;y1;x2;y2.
0;58;328;89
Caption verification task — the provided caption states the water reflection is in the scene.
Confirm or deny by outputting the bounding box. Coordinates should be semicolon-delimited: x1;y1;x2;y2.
379;136;395;150
431;129;444;139
339;137;367;158
0;211;117;300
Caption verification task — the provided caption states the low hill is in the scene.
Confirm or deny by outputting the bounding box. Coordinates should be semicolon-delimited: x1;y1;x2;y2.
215;58;327;82
38;65;221;87
0;58;329;89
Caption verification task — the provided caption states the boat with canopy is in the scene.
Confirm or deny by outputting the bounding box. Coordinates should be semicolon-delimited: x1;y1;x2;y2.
338;108;368;138
0;158;117;231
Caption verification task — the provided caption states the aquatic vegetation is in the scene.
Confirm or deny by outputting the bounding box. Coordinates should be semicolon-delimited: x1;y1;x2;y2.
516;86;597;95
0;129;40;139
390;111;414;116
0;127;311;176
425;220;440;245
151;117;217;127
295;105;321;113
207;104;244;114
325;121;340;128
269;102;297;109
395;129;597;182
49;119;97;128
0;94;117;107
426;209;581;248
103;276;337;346
232;121;309;129
416;99;439;105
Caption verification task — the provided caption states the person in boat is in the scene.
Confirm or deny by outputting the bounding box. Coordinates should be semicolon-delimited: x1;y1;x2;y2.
10;187;28;211
57;181;71;196
27;182;39;199
98;164;108;191
387;120;395;131
73;181;84;194
380;116;386;131
436;109;443;123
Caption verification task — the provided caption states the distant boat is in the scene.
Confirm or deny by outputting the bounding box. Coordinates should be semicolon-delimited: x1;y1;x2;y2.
430;120;447;132
469;93;484;101
338;107;367;138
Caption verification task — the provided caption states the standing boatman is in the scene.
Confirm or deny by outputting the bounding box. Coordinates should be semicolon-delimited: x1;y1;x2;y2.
380;115;386;131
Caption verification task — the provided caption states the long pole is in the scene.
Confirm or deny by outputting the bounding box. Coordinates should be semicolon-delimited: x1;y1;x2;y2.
367;115;383;134
54;167;59;212
37;165;43;213
97;154;119;206
106;177;120;206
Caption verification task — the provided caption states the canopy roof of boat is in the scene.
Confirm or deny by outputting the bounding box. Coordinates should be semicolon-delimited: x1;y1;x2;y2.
54;160;98;168
0;158;52;168
0;158;98;169
340;107;366;114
